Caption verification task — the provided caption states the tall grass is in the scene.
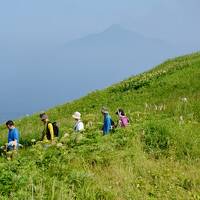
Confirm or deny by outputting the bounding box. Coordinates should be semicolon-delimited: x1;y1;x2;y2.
0;52;200;199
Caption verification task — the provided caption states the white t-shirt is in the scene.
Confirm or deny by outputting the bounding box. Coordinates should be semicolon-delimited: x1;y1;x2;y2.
74;120;84;132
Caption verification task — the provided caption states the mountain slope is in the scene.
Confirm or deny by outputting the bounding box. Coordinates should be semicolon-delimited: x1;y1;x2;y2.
0;52;200;199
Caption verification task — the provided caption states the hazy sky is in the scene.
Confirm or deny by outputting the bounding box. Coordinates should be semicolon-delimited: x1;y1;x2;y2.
0;0;199;122
0;0;199;46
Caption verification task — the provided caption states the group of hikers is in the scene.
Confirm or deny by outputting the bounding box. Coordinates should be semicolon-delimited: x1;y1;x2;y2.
1;107;129;155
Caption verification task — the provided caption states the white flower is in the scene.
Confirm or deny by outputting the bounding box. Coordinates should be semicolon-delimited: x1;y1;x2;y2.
181;97;188;103
159;105;163;111
64;133;70;138
56;143;63;148
31;139;36;143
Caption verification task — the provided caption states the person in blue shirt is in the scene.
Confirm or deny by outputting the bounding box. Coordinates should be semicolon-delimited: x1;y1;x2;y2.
6;120;20;151
101;107;112;135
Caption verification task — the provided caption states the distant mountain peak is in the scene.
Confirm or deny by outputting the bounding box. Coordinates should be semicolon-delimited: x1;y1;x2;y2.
104;24;124;31
100;24;145;40
102;24;130;33
64;23;171;52
65;24;141;46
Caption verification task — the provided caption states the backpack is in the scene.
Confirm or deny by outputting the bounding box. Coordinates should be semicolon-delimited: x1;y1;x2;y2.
120;116;129;127
46;122;59;140
110;119;116;129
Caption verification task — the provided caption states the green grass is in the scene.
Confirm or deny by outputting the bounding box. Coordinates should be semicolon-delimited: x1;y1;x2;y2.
0;52;200;199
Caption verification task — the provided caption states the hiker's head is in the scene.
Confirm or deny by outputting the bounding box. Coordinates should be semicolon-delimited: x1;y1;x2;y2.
116;109;125;116
39;113;48;123
6;120;15;129
72;112;81;121
101;107;109;116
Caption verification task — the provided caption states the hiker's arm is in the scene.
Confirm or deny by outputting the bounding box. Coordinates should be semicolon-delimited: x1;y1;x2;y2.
48;123;54;141
13;139;17;150
13;130;18;150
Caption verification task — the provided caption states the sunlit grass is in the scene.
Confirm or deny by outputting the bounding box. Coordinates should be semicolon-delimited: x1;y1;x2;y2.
0;52;200;199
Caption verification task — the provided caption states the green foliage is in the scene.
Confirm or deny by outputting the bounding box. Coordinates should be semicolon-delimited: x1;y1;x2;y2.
142;121;172;155
0;52;200;199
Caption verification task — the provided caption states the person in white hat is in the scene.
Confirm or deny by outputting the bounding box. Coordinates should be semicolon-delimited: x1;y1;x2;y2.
72;112;84;132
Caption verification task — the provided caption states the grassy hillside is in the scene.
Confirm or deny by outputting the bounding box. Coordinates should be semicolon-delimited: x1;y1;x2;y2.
0;52;200;199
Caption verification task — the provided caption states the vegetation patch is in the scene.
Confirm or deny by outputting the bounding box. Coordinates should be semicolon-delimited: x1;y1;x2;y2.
0;52;200;199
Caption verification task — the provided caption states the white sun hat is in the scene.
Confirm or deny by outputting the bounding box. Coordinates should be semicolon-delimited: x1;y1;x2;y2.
72;112;81;120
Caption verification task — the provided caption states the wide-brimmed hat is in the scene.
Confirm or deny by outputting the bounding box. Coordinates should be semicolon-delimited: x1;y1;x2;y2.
101;107;109;114
72;112;81;120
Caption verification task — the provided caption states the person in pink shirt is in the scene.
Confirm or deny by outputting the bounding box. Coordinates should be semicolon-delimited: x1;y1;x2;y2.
116;109;129;127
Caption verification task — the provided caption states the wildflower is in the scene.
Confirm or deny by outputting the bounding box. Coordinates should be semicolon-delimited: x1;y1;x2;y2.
159;105;163;111
179;116;184;125
31;139;36;143
56;143;63;148
86;121;93;128
64;133;70;138
181;97;188;103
